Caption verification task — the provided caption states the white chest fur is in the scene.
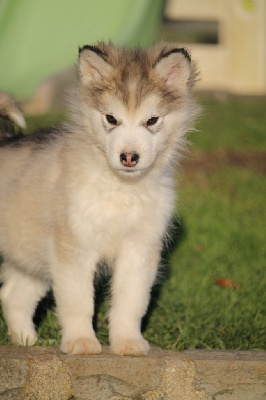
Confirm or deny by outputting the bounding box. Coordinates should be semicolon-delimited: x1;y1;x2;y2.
67;168;175;260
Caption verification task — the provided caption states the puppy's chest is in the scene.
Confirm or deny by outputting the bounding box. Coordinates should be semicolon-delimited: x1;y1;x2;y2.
69;179;157;249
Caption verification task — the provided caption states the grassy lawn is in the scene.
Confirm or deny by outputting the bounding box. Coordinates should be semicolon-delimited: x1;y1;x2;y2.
0;96;265;350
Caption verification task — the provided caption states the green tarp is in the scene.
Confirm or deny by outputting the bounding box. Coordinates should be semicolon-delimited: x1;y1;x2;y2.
0;0;163;100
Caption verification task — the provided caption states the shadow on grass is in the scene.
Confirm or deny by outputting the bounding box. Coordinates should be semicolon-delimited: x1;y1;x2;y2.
142;215;186;333
33;290;55;327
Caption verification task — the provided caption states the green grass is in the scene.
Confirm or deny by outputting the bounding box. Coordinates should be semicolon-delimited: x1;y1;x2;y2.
144;166;265;350
0;97;265;350
193;96;266;151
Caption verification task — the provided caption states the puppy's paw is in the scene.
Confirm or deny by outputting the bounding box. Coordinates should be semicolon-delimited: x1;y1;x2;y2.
60;337;102;355
110;338;150;356
10;330;37;346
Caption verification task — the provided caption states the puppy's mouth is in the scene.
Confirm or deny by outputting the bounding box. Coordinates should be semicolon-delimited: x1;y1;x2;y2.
122;168;137;173
116;167;145;178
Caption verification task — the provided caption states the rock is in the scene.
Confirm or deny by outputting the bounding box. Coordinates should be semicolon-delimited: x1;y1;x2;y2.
0;346;265;399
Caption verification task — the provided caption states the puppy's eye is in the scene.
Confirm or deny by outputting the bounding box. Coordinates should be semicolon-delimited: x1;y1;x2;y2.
146;116;159;127
106;114;117;126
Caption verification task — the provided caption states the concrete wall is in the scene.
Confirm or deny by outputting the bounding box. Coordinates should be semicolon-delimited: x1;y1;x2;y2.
165;0;266;94
0;346;265;399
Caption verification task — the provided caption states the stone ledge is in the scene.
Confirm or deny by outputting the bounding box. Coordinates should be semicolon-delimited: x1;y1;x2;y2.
0;346;265;400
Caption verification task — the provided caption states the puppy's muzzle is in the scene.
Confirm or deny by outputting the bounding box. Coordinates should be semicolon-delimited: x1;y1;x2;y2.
120;152;139;167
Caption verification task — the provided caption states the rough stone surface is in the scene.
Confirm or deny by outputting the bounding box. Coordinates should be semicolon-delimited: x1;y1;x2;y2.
184;350;266;400
0;346;265;400
0;346;72;400
61;347;164;400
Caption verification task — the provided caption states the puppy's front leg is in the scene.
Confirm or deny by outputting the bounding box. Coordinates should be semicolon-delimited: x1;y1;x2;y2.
53;249;101;355
109;241;161;356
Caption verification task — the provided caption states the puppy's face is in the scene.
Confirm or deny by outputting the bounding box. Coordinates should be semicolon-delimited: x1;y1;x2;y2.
78;43;196;178
89;92;172;178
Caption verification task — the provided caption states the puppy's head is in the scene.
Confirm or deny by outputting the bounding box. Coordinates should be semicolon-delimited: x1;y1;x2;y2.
77;43;198;178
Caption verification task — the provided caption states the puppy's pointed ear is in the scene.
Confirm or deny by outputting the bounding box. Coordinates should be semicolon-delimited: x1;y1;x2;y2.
155;48;192;90
79;45;113;85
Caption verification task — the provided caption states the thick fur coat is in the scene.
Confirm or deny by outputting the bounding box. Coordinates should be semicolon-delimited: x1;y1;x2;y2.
0;43;197;355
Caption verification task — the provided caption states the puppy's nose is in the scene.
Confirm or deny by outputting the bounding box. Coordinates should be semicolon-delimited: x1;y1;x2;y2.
120;152;139;167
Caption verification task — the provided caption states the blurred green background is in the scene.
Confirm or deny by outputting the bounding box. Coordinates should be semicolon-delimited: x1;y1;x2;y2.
0;0;164;99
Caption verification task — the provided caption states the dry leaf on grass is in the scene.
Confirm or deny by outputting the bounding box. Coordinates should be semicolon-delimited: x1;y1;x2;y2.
215;278;239;290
